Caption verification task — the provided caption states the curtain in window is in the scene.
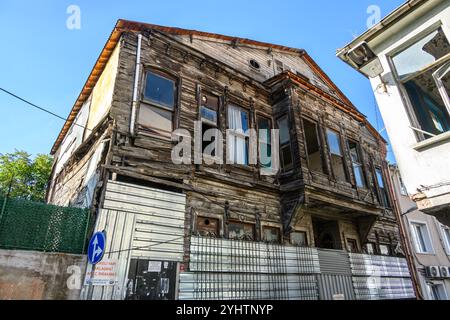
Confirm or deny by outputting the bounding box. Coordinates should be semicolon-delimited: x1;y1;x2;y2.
228;105;248;164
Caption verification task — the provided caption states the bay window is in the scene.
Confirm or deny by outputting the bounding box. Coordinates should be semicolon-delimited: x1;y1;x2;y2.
392;27;450;139
139;70;177;139
227;105;249;165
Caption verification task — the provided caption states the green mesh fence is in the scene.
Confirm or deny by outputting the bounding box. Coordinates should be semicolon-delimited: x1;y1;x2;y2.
0;197;90;254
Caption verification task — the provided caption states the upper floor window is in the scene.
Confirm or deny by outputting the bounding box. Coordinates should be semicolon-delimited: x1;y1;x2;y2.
348;140;366;188
375;168;390;208
326;129;347;182
200;93;219;156
398;173;408;196
303;118;324;174
257;116;272;169
139;70;177;139
278;115;293;171
227;105;249;165
410;221;433;254
392;27;450;139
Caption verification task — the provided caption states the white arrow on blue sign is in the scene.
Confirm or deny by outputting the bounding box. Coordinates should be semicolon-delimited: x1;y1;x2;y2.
87;231;106;265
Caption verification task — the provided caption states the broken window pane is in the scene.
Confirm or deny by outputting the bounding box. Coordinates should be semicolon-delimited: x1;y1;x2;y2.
376;168;391;208
263;227;281;244
228;222;255;241
144;72;175;109
291;231;308;247
392;27;450;80
348;140;366;188
327;129;347;182
303;118;324;173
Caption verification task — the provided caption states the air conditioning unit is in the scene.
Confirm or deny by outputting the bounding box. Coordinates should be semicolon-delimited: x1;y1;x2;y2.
425;266;441;278
440;266;450;278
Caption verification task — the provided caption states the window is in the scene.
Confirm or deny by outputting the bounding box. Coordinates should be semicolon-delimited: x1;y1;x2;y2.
346;238;359;253
410;222;433;254
257;116;272;169
365;242;376;255
303;119;324;173
348;140;366;188
139;71;177;139
375;168;390;208
227;105;249;165
196;216;220;238
398;174;408;196
200;94;219;156
441;226;450;254
291;231;308;247
392;27;450;139
228;222;255;241
428;283;448;300
249;59;261;70
379;244;391;256
278;116;293;171
263;227;281;244
275;59;284;73
326;129;347;182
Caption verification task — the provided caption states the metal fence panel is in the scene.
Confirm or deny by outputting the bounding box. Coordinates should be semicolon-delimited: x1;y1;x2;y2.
0;197;90;254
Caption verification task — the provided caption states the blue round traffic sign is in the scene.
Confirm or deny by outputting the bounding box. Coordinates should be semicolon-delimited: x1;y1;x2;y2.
87;231;106;265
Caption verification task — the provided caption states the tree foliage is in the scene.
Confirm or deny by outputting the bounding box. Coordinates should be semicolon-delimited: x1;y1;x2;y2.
0;150;53;202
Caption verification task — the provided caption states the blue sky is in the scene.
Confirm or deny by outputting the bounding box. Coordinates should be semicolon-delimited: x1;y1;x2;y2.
0;0;404;162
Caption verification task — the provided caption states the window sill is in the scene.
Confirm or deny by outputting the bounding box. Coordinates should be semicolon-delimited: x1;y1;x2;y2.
413;131;450;152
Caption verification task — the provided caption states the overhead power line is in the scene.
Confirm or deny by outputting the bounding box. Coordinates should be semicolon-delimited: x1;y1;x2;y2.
0;87;90;132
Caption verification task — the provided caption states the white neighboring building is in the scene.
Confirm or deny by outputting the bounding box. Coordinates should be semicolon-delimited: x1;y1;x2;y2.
337;0;450;227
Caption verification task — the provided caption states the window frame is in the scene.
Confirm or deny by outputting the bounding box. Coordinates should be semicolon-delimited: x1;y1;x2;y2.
196;215;221;238
428;282;449;300
346;238;359;253
228;220;255;241
388;25;450;141
290;230;308;247
374;167;391;208
256;115;273;170
347;139;367;188
302;117;326;174
262;226;282;244
138;68;179;139
199;91;221;159
378;243;391;256
410;220;435;254
226;104;251;166
277;114;294;172
326;128;349;182
440;225;450;255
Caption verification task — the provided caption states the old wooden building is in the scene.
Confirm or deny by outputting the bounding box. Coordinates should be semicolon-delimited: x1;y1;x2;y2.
47;20;415;300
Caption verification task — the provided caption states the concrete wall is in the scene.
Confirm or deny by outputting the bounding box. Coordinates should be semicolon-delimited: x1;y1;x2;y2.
0;250;86;300
366;0;450;216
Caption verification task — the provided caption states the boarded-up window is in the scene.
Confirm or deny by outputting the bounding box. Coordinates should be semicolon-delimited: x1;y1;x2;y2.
278;115;293;171
348;140;366;188
326;129;347;182
291;231;308;247
303;119;323;173
196;216;220;238
228;222;255;241
139;71;177;139
263;227;281;244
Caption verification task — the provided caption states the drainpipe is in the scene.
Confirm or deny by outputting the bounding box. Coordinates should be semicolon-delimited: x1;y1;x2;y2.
386;166;423;300
130;33;142;137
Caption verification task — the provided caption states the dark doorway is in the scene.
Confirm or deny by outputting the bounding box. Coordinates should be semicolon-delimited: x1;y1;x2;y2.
313;218;342;250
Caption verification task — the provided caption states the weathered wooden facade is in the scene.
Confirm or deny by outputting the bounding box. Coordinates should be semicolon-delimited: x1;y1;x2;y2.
47;20;413;300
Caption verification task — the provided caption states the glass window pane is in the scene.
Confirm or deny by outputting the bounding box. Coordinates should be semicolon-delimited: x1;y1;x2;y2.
327;129;342;156
228;105;248;131
303;119;323;173
201;106;217;125
138;103;173;138
144;72;175;108
376;169;385;188
278;116;290;144
263;227;280;244
291;232;308;247
353;164;365;188
392;28;450;80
